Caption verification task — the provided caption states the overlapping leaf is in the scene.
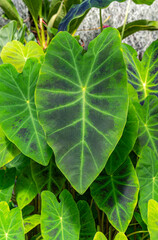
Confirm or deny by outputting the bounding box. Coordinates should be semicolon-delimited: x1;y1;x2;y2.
93;232;107;240
1;40;44;72
31;156;65;195
41;190;80;240
0;58;52;165
24;214;41;234
0;127;20;167
0;202;25;240
36;28;128;194
122;40;158;102
148;199;158;240
106;101;138;174
91;158;139;232
136;146;158;224
133;95;158;155
77;200;96;240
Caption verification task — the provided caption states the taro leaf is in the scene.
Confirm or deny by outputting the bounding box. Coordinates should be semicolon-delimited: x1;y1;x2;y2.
0;0;23;26
22;0;42;21
136;146;158;224
133;95;158;155
106;101;139;175
0;58;52;165
36;28;128;194
0;168;16;202
31;156;65;196
0;127;20;167
148;199;158;240
133;0;155;4
93;232;107;240
114;233;128;240
77;200;96;240
91;157;139;232
15;164;38;209
122;40;158;102
41;190;80;240
6;153;30;177
1;40;44;72
24;214;41;234
0;202;25;240
22;205;34;218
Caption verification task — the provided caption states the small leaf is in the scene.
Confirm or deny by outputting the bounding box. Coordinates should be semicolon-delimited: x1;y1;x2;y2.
148;199;158;240
136;146;158;223
0;58;52;165
133;0;155;4
93;232;107;240
0;202;25;239
22;0;42;21
91;158;139;232
77;200;96;240
1;40;44;72
15;164;38;209
31;156;65;196
41;190;80;240
0;168;16;202
114;232;128;240
24;214;40;234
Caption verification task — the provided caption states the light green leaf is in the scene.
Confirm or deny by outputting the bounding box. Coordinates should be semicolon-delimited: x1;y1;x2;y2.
15;164;38;209
1;40;44;72
0;168;16;202
36;28;128;194
133;95;158;155
106;101;139;174
148;199;158;240
22;0;42;20
0;58;52;165
136;146;158;224
0;127;20;167
114;232;128;240
93;232;107;240
122;40;158;102
24;214;40;234
91;158;139;232
0;202;25;240
31;156;65;196
41;190;80;240
77;200;96;240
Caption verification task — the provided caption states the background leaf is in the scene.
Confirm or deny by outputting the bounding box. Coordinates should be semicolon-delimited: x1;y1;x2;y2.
93;232;107;240
114;232;128;240
77;200;96;240
136;146;158;223
24;214;41;234
148;199;158;240
91;158;139;232
36;28;128;194
0;58;52;165
22;0;42;21
41;190;80;240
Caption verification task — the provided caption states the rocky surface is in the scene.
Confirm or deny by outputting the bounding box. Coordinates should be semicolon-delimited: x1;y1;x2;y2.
0;0;158;54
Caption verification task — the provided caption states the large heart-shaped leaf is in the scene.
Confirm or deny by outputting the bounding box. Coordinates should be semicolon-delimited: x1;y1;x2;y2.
0;58;52;165
41;190;80;240
148;199;158;240
31;156;65;195
133;95;158;155
106;101;138;174
91;158;139;232
0;168;16;202
136;146;158;224
122;40;158;102
0;127;20;167
15;164;38;209
36;28;128;194
93;232;107;240
0;202;25;240
1;40;44;72
77;200;96;240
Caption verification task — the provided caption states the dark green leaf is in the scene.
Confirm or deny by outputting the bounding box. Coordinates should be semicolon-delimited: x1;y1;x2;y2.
77;200;96;240
36;28;128;194
91;158;139;232
0;58;52;165
41;190;80;240
22;0;42;21
133;0;155;4
136;146;158;223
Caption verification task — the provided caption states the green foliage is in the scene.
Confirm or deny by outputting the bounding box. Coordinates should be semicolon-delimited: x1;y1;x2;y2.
148;199;158;240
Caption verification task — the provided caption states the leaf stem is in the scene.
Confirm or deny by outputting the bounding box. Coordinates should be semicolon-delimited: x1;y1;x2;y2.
121;0;131;40
109;225;112;240
101;212;105;233
33;17;42;46
141;233;149;240
99;9;103;32
127;231;148;237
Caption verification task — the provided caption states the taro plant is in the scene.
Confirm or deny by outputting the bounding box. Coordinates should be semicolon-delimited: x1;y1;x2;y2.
0;0;158;240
